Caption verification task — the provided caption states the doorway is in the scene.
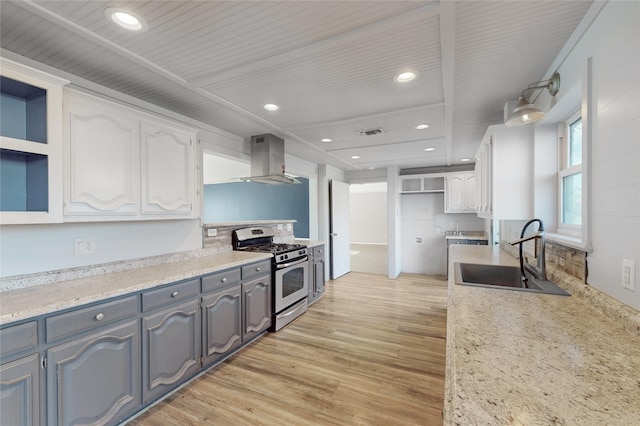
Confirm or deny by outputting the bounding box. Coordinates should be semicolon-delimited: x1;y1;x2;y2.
349;182;388;275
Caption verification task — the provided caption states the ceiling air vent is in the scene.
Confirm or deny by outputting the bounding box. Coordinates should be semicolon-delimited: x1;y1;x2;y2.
357;128;383;136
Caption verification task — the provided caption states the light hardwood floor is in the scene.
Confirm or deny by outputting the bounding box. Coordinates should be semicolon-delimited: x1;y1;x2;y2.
130;272;448;426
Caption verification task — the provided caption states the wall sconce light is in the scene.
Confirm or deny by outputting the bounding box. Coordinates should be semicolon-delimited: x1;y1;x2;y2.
505;72;561;126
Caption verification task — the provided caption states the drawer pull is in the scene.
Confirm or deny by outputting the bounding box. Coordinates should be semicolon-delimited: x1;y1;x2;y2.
95;313;105;321
222;277;227;283
171;291;179;298
256;267;261;272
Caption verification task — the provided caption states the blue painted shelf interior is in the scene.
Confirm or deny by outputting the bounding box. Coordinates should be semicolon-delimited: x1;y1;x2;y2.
1;76;49;212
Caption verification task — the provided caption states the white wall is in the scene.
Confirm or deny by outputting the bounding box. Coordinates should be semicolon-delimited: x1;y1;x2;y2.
349;183;387;244
535;1;640;309
0;220;202;277
400;193;447;275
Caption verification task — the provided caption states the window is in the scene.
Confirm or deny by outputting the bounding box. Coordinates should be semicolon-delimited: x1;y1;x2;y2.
558;110;583;237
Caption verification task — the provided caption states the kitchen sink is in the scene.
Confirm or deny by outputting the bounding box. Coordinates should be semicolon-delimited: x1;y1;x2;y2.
454;262;570;296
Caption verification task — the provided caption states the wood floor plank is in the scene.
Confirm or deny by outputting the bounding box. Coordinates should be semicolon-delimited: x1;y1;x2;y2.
131;272;447;425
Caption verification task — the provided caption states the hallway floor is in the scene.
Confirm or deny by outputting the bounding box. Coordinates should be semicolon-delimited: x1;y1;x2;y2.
350;243;388;275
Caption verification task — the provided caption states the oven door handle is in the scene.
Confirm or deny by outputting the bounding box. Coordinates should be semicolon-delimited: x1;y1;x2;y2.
277;256;308;270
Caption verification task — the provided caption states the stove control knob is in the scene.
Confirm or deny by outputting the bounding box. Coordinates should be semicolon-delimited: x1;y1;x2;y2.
284;254;289;260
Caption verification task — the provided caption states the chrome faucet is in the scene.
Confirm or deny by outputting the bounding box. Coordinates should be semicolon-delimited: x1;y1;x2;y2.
509;219;546;284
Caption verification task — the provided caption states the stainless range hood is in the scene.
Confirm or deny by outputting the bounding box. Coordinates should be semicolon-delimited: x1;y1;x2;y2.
241;134;300;184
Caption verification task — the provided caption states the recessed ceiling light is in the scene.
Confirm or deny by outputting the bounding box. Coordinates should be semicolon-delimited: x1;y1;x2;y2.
351;155;360;160
368;167;375;170
263;103;279;111
321;138;332;143
461;158;471;162
104;7;147;31
416;124;430;130
424;148;435;152
395;71;417;83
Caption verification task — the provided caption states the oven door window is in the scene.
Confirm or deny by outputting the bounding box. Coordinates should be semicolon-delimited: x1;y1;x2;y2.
275;261;308;313
282;267;305;298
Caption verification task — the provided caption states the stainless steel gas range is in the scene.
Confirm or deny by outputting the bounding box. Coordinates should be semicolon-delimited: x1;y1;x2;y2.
232;227;308;331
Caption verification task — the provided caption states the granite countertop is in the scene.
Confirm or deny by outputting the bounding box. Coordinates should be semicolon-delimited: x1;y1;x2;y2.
294;239;325;248
0;251;271;325
444;231;488;240
444;245;640;425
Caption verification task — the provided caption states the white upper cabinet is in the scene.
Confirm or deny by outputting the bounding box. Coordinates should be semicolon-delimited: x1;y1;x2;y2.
400;175;445;193
475;125;533;219
141;121;194;216
0;58;68;224
63;90;198;221
64;92;140;216
445;172;476;213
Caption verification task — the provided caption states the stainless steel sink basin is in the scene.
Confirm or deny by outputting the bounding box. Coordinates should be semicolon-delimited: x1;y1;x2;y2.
454;262;570;296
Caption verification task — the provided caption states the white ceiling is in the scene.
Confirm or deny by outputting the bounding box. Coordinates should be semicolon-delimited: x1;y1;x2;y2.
0;0;593;172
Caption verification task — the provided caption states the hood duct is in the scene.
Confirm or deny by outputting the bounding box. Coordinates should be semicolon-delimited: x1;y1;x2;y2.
241;134;300;184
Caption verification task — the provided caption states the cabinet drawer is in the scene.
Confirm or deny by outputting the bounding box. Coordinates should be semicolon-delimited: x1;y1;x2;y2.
241;260;271;280
0;321;38;357
142;278;200;312
46;296;137;342
312;245;325;258
447;239;488;246
202;268;241;293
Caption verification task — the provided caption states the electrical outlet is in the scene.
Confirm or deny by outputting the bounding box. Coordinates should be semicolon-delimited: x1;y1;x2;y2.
207;228;217;237
286;223;292;231
75;238;95;255
622;259;635;291
415;236;423;244
278;224;283;230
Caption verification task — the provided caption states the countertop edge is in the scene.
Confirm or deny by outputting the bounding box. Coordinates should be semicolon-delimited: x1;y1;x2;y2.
0;251;272;325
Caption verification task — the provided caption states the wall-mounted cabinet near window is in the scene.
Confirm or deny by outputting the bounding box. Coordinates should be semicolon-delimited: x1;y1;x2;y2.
0;58;68;224
475;125;533;219
63;90;197;221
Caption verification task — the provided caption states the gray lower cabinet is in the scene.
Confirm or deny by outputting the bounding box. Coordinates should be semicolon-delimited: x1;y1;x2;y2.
308;245;326;304
1;259;274;425
141;298;201;403
242;275;271;342
202;284;242;366
0;353;40;426
46;320;140;426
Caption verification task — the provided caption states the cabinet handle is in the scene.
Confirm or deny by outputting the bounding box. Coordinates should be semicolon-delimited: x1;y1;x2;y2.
221;277;227;283
95;313;105;321
171;291;179;298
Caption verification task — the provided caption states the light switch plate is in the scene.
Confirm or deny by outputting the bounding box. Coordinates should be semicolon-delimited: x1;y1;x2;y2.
278;224;283;230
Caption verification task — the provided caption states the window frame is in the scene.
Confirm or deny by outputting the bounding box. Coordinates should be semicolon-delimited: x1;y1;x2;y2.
557;108;583;239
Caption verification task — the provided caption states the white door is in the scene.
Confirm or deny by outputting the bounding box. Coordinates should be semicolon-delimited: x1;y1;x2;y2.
330;180;350;279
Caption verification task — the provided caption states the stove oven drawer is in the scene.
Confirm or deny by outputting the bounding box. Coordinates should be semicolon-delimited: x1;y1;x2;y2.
242;260;271;280
202;268;241;293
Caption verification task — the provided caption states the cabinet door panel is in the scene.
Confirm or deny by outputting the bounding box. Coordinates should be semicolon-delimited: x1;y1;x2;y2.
445;174;465;212
202;285;242;366
64;95;139;215
315;258;325;296
464;174;476;211
142;299;200;403
141;122;194;215
47;320;139;426
0;353;40;426
242;276;271;342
